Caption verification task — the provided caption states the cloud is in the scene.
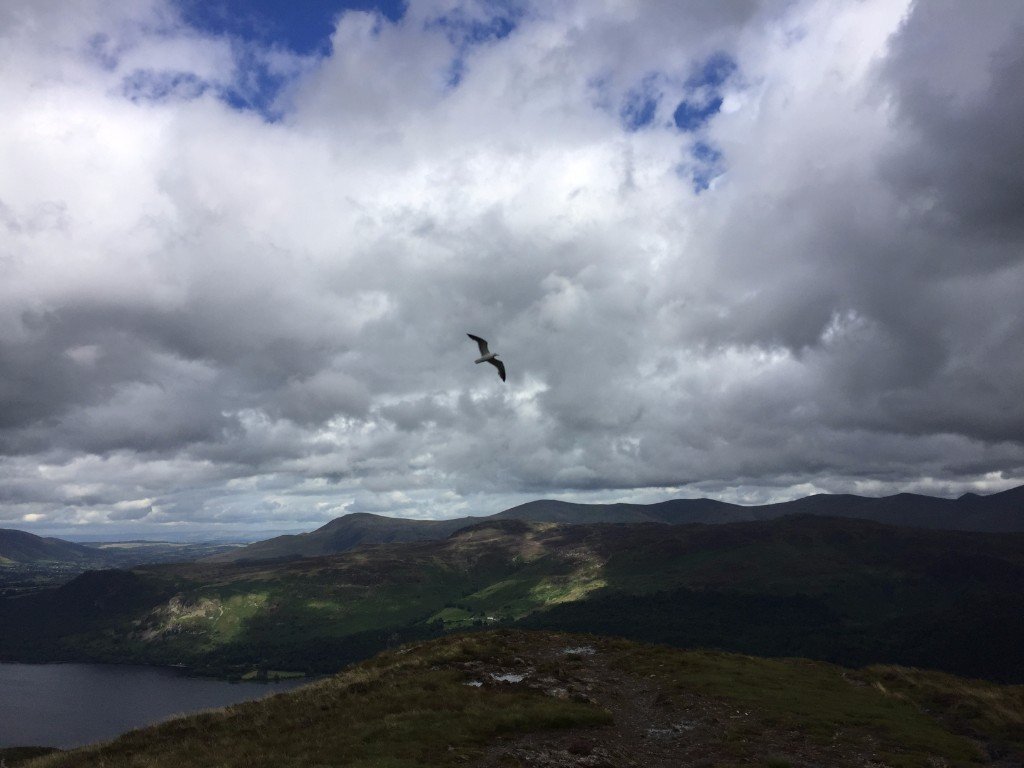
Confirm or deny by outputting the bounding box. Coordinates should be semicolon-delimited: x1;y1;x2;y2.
881;0;1024;239
1;0;1022;536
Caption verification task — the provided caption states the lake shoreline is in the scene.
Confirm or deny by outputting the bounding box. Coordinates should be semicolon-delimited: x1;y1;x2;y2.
0;661;312;749
0;653;314;683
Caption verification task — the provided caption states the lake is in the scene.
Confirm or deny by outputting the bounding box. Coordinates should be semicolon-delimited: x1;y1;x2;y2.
0;662;312;749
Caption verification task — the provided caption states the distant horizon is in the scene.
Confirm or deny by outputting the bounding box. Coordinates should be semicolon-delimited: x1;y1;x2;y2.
10;479;1021;542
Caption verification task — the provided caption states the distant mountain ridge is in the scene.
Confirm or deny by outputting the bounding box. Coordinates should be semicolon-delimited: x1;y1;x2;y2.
211;484;1024;562
208;513;477;563
0;528;103;566
497;485;1024;529
6;485;1021;567
0;530;240;574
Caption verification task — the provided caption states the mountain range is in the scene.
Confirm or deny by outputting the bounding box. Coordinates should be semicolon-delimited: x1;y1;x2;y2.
207;483;1024;563
6;485;1022;570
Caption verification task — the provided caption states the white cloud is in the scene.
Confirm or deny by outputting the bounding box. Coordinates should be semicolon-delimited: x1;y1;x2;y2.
1;0;1022;536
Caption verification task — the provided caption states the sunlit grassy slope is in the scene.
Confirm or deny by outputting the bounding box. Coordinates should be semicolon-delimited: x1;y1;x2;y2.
21;630;1024;768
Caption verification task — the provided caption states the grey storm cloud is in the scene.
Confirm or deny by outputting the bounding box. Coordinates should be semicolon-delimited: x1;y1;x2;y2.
1;0;1023;536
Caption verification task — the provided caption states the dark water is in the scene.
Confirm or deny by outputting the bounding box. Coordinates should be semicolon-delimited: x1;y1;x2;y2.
0;662;311;749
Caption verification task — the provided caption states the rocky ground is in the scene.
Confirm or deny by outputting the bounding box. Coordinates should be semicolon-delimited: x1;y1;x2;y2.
12;629;1023;768
451;633;1022;768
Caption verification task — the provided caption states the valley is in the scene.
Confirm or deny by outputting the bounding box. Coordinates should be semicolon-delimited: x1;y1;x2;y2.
3;514;1024;684
0;538;244;597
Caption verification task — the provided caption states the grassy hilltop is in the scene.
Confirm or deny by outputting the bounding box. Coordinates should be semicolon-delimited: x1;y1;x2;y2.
14;630;1024;768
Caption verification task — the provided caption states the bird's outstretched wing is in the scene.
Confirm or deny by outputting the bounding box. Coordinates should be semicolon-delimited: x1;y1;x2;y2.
467;333;489;355
488;358;506;382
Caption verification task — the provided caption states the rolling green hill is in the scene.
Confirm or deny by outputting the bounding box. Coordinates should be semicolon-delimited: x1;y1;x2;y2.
15;630;1024;768
3;516;1024;684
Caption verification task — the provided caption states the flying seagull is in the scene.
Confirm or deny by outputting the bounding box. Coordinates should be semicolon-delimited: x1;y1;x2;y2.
467;333;506;381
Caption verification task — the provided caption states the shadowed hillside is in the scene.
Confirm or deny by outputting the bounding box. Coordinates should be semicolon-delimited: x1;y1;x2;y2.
0;529;102;566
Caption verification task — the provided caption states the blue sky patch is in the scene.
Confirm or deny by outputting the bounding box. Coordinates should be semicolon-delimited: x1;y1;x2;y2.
432;9;518;47
623;96;658;130
171;1;408;120
689;141;724;192
673;96;723;132
672;51;735;132
122;70;209;103
429;1;524;87
174;0;406;55
620;73;661;131
87;33;120;71
686;51;736;90
219;45;293;119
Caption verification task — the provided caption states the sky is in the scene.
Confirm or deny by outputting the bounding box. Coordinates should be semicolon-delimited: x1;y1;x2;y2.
2;0;1023;539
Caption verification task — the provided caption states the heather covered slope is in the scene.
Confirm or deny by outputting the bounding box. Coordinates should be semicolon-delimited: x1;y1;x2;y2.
4;516;1024;683
22;631;1024;768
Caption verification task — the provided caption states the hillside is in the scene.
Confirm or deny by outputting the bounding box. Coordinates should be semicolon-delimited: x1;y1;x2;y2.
4;516;1024;683
213;484;1024;563
17;630;1024;768
0;529;102;566
207;513;474;563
